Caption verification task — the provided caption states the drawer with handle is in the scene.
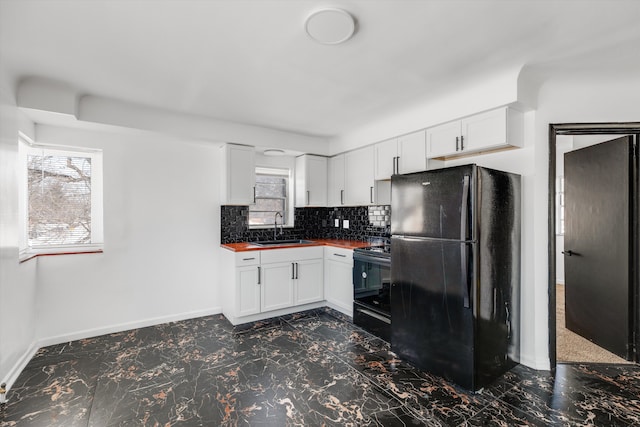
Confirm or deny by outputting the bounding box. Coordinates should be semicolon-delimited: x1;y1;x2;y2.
324;247;353;264
235;252;260;267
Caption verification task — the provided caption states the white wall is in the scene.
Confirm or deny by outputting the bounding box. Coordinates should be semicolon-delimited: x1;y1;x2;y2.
0;70;39;387
529;73;640;368
33;125;222;345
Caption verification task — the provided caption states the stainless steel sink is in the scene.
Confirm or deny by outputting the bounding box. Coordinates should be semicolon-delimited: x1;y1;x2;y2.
252;239;314;246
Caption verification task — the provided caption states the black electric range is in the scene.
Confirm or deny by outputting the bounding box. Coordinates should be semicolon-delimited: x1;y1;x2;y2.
352;244;391;341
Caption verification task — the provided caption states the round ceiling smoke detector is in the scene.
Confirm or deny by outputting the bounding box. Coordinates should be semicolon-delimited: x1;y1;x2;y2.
305;8;356;45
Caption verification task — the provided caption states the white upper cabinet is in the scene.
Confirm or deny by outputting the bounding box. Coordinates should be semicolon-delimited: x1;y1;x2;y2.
426;120;464;159
398;130;428;175
375;130;436;180
295;155;327;207
462;108;514;152
327;154;345;206
374;138;399;180
345;146;376;205
426;107;523;159
220;143;255;205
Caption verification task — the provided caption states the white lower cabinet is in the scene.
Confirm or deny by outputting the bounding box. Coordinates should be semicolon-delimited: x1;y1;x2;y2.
261;247;324;309
294;258;324;305
323;247;354;316
236;264;261;317
222;246;325;325
260;261;295;312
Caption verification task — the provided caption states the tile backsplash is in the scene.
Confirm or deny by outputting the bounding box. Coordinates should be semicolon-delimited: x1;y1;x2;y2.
220;205;391;244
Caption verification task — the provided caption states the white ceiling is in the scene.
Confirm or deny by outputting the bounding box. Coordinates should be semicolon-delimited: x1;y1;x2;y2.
1;0;639;139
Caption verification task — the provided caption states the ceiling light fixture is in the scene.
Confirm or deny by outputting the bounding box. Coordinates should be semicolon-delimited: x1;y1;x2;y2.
305;8;356;45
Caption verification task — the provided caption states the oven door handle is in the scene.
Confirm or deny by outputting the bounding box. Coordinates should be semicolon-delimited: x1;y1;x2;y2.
356;307;391;324
353;253;391;266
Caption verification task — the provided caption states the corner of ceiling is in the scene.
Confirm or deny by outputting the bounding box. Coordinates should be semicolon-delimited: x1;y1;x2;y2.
17;76;79;118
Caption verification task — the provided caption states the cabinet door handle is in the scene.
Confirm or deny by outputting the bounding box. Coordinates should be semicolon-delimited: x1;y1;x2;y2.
460;135;464;151
340;189;344;205
456;136;459;151
333;253;346;258
242;257;255;261
295;262;299;279
253;186;256;203
396;156;400;174
257;266;261;284
370;186;374;204
292;263;295;279
306;190;310;205
392;156;396;175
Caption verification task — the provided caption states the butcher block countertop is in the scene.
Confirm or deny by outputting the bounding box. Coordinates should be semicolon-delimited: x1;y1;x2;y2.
221;239;375;252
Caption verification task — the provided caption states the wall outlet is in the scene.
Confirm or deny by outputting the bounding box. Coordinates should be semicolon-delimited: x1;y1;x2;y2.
334;218;339;227
343;219;350;229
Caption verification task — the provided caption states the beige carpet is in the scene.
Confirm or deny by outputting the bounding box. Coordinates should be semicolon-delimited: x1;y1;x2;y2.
556;284;631;364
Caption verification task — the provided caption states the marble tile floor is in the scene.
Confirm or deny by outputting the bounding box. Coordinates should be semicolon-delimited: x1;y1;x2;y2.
1;308;639;426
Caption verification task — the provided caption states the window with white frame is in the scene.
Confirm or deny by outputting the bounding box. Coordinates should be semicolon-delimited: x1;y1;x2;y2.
248;167;291;227
19;135;104;255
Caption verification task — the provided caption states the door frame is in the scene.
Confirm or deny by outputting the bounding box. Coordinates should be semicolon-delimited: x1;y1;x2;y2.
548;122;640;369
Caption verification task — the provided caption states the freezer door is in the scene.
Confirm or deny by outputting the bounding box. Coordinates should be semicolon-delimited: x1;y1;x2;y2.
391;165;475;240
390;236;475;389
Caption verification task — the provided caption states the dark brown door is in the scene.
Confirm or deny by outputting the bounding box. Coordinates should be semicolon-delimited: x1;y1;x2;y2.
564;136;632;359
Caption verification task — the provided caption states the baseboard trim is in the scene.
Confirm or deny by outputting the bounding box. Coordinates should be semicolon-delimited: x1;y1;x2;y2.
519;353;551;371
224;302;326;326
36;306;223;349
5;306;553;392
3;307;222;391
325;301;353;317
2;342;39;392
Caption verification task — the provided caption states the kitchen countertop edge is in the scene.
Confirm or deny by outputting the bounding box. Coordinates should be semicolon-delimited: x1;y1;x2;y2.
221;239;376;252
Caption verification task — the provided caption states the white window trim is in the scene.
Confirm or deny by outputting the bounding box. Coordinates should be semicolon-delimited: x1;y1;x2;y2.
556;176;565;236
249;166;294;229
18;134;104;260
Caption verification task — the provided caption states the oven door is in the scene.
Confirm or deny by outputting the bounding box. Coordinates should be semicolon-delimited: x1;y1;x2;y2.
352;252;391;316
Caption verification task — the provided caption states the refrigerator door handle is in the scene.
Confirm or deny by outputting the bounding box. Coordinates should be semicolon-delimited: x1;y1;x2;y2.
460;175;470;241
461;243;470;308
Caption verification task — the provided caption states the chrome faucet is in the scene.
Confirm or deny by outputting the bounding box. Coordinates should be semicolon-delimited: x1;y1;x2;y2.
274;212;283;240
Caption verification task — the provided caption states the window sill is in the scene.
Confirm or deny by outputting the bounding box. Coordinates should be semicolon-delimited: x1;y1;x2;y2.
248;225;295;230
19;246;104;264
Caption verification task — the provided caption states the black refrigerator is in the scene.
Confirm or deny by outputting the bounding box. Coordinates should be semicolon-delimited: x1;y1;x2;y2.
390;164;521;391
